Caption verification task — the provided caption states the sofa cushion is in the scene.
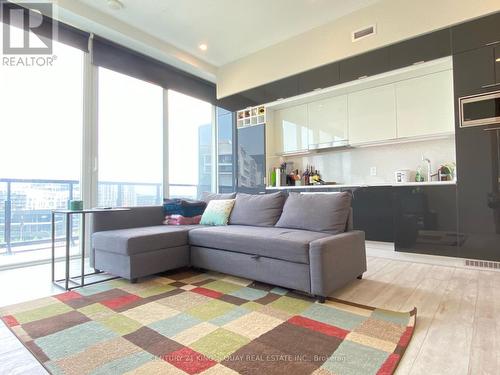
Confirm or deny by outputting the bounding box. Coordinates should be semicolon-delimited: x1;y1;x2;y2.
188;225;331;264
229;192;286;227
202;192;236;202
163;199;206;217
92;225;199;256
275;192;352;235
200;199;235;226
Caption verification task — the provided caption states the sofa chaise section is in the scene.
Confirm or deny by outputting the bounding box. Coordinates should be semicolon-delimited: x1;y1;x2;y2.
91;206;197;281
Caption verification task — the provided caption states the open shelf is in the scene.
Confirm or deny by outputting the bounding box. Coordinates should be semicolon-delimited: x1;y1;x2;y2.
237;106;266;128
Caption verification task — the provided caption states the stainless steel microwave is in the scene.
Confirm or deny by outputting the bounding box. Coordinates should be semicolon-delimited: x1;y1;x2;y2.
459;90;500;128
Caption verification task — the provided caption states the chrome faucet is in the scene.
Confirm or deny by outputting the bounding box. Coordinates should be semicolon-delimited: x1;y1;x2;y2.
422;156;432;182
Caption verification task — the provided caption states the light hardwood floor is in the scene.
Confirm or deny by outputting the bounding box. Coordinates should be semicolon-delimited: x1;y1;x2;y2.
0;256;498;375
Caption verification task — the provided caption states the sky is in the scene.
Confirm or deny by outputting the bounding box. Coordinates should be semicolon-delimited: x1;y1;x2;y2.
0;29;212;186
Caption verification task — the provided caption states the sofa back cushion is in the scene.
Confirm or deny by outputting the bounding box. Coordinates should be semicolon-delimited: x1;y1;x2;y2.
201;192;236;203
229;192;286;227
275;192;352;234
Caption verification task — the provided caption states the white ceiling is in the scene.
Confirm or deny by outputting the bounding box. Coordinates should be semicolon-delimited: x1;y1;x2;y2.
72;0;379;67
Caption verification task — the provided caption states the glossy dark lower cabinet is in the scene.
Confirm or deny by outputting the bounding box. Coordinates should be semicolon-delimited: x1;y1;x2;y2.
393;185;459;257
350;186;394;242
267;185;500;260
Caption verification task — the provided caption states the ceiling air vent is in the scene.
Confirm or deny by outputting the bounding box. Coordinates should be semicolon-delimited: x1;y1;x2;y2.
352;24;376;42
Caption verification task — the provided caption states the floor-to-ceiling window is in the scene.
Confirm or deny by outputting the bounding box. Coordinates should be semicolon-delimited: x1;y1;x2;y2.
0;40;84;267
0;21;232;269
97;68;163;207
168;90;213;199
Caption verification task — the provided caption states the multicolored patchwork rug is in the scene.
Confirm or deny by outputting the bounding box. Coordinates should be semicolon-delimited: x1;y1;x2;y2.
0;269;416;375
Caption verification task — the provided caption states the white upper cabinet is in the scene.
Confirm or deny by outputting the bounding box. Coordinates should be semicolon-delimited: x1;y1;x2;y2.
395;70;454;138
348;84;397;144
307;95;348;147
273;104;309;154
267;63;455;155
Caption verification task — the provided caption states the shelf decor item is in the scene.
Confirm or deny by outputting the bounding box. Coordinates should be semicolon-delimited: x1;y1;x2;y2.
236;105;266;128
68;200;83;211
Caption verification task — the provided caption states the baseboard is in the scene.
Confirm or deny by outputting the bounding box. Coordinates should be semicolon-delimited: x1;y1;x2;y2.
365;242;500;272
365;241;395;251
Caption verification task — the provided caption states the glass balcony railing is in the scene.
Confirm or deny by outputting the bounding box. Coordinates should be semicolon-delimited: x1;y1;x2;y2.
0;178;162;256
97;181;162;208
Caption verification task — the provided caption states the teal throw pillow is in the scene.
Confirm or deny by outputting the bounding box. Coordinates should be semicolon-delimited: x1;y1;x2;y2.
200;199;235;226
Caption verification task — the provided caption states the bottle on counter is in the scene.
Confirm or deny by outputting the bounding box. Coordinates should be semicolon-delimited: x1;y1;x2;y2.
308;166;313;185
287;170;295;186
275;168;282;187
415;167;424;182
295;169;302;186
303;166;310;185
270;168;276;187
310;170;319;184
289;169;301;186
279;162;288;186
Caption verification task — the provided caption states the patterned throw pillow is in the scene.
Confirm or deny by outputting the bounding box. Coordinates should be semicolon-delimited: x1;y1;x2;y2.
200;199;235;226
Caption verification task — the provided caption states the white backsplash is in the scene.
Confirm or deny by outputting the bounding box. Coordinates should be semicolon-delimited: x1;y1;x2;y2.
283;137;456;184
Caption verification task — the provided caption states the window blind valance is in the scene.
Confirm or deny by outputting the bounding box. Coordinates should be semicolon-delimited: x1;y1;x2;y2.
91;35;217;105
91;36;253;111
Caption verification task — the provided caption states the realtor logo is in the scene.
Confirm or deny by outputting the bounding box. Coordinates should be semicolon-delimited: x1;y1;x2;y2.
1;2;53;55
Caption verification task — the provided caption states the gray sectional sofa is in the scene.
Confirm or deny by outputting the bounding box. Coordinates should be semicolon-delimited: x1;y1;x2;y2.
91;192;366;302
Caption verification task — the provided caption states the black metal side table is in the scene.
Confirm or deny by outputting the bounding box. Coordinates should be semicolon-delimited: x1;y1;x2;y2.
51;208;130;290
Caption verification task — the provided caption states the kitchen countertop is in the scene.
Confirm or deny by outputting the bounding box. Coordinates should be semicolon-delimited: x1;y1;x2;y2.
266;181;456;189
